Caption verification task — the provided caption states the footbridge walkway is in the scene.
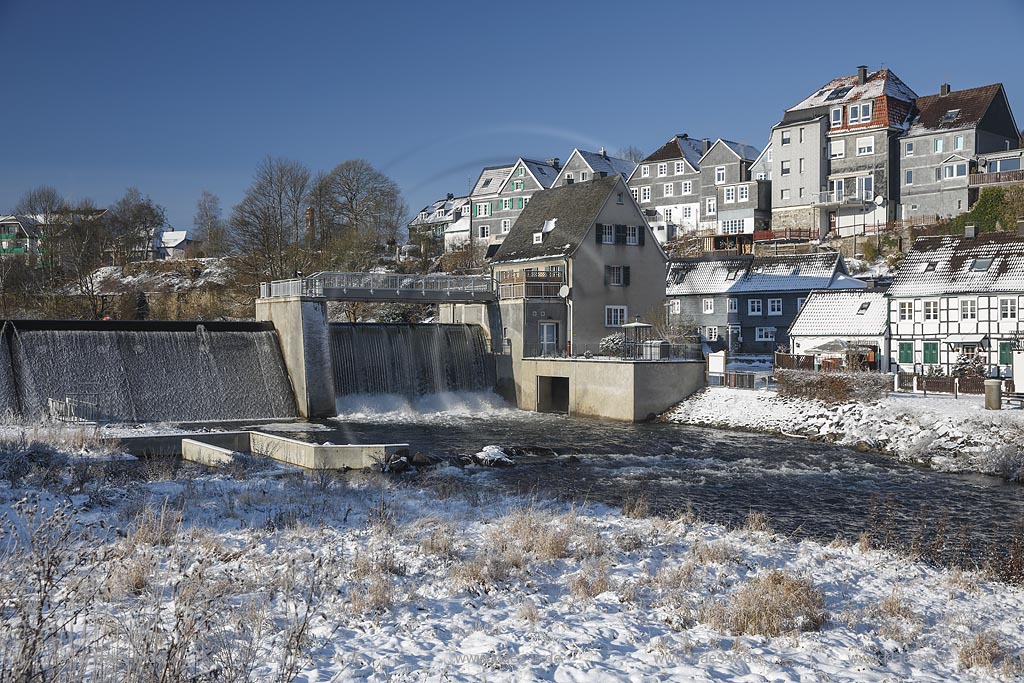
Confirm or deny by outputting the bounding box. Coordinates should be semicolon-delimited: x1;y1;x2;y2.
259;272;496;303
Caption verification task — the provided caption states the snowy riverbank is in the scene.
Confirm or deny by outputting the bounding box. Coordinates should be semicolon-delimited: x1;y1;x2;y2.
2;447;1024;681
664;387;1024;480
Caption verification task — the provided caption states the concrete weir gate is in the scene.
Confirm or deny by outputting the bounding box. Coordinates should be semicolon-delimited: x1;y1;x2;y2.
256;272;496;418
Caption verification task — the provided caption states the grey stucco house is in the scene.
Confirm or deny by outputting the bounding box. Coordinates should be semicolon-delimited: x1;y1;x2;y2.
666;252;866;354
551;148;636;189
900;83;1020;222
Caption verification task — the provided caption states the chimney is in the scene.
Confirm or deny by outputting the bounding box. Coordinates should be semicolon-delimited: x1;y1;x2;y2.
1017;217;1024;237
446;192;454;200
965;223;978;239
702;138;712;154
599;146;606;157
598;171;608;178
680;133;689;140
940;83;951;96
857;65;868;85
546;157;561;170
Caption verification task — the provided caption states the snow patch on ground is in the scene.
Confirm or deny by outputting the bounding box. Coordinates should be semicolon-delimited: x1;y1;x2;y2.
665;388;1024;479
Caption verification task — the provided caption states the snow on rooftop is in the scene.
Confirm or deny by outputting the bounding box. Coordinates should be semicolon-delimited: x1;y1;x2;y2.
788;69;917;112
888;233;1024;297
668;254;864;296
789;289;888;337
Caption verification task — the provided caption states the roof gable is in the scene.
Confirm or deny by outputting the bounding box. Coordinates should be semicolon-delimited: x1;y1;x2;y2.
472;165;515;196
490;175;625;263
699;139;760;165
639;135;705;170
497;158;559;194
556;149;636;185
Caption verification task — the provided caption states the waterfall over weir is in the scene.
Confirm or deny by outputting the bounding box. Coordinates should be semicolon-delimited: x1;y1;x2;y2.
0;321;297;422
329;324;495;397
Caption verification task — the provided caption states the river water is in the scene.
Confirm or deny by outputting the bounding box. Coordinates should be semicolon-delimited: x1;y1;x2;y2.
280;392;1024;567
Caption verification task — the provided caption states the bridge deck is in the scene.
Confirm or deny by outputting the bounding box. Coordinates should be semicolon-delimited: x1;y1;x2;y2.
260;272;496;303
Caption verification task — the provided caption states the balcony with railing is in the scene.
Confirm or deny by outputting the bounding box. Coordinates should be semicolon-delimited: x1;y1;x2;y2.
496;270;565;299
970;169;1024;187
0;237;34;255
814;188;875;206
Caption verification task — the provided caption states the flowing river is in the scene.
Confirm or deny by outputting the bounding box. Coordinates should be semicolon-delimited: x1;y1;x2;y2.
273;392;1024;567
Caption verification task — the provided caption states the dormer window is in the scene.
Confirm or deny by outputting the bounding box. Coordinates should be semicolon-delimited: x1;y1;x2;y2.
831;107;843;128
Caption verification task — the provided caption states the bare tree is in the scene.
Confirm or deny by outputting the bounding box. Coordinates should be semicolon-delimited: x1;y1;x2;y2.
48;199;111;318
15;185;67;220
105;188;166;265
193;190;229;257
229;156;312;282
615;145;645;164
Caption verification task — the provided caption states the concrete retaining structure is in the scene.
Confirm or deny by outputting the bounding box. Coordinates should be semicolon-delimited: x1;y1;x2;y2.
105;431;252;457
518;357;706;421
181;438;239;466
255;296;336;418
248;432;409;470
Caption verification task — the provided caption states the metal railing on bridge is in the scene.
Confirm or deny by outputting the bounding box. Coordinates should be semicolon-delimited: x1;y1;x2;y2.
260;271;496;302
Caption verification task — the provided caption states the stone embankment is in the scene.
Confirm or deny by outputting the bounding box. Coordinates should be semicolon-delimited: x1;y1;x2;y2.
663;387;1024;480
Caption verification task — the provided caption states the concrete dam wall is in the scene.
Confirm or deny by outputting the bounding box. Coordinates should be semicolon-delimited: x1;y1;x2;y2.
0;320;297;422
328;323;495;396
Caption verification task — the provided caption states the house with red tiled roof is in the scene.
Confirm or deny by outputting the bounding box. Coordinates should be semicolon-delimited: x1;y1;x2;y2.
900;83;1020;222
769;66;917;239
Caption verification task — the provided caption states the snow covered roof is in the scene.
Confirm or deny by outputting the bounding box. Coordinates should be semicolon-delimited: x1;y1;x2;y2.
716;139;761;163
409;195;469;227
471;165;515;196
575;149;636;179
887;232;1024;297
907;84;1007;136
787;69;917;113
789;289;888;338
639;135;706;171
667;252;864;296
160;231;194;249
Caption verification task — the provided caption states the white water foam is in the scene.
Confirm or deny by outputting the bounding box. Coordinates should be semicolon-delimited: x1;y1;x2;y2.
332;391;521;424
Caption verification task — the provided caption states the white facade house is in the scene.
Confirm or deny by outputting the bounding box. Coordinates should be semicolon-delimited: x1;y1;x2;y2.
789;289;890;371
887;229;1024;377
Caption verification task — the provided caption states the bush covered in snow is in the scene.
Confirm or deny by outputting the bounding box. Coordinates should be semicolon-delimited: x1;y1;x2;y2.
773;369;891;404
599;333;625;357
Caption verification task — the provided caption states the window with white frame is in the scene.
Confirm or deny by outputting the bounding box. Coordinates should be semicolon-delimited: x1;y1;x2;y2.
565;172;574;183
664;183;674;196
856;137;874;156
829;140;845;159
641;186;651;202
768;298;783;316
706;197;717;215
748;299;763;315
607;266;624;286
674;161;685;174
715;167;726;184
798;158;805;174
858;175;874;200
513;180;523;191
657;163;667;177
728;298;738;313
479;224;490;238
722;219;745;234
954;135;964;151
1001;298;1018;319
755;327;776;341
781;160;791;176
799;127;805;143
630;188;638;201
961;299;977;320
796;297;806;311
641;166;650;177
627;225;639;245
905;169;914;185
706;326;719;341
602;224;614;243
681;180;693;194
664;207;673;222
670;299;681;314
831;107;843;127
724;186;736;203
500;198;512;210
780;189;790;200
848;102;872;124
934;139;944;153
781;130;791;146
580;172;588;181
605;306;627;327
501;219;512;233
517;167;525;176
703;299;714;314
906;142;915;157
924;300;939;320
476;202;490;217
683;206;693;219
898;301;913;321
738;185;749;201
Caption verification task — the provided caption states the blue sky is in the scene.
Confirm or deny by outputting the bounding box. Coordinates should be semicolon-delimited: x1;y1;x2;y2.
2;0;1023;231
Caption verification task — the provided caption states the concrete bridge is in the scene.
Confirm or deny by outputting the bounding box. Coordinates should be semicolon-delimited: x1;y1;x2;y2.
259;271;496;303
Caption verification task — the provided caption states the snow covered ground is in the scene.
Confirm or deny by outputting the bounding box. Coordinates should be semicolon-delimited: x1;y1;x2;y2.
665;388;1024;480
2;447;1024;682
